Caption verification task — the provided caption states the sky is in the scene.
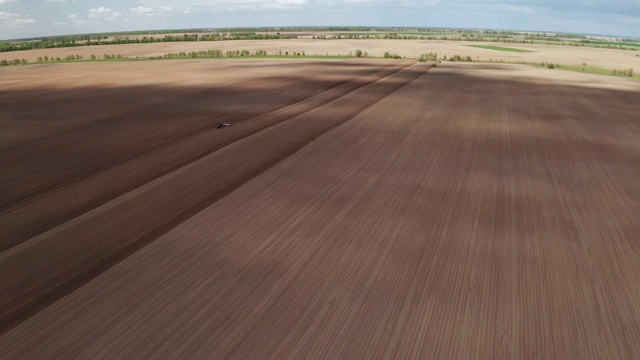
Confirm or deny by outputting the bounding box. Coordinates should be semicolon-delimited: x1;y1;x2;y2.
1;0;639;40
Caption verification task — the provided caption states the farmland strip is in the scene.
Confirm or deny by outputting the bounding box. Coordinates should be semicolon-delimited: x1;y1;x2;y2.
0;61;411;252
0;62;428;334
0;61;395;212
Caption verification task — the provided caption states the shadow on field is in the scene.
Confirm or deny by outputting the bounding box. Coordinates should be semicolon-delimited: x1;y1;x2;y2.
0;65;419;207
0;61;427;335
1;62;639;340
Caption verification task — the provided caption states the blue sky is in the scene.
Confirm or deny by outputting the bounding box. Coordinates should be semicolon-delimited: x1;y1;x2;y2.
1;0;639;40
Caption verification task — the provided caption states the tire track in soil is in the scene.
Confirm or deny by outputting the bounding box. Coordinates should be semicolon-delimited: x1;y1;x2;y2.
0;62;429;335
0;61;396;213
0;61;411;252
0;60;341;152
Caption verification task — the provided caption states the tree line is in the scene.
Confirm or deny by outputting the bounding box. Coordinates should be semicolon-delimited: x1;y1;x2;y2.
0;33;298;53
0;58;28;66
612;68;634;77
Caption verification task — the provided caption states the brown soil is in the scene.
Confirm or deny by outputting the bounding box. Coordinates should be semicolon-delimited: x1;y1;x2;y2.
1;60;639;359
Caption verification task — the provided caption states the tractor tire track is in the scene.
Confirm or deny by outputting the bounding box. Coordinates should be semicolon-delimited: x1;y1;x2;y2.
0;61;412;252
0;62;428;335
0;61;397;213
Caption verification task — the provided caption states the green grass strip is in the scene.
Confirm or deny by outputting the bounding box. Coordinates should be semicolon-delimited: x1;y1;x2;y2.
478;60;639;80
555;64;612;75
466;45;534;53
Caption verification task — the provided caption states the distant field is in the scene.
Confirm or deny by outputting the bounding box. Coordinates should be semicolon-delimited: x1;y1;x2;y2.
556;64;640;80
2;39;639;71
466;45;534;52
582;40;640;50
555;64;614;75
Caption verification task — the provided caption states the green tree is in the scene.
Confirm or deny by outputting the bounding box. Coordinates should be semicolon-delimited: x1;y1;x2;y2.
355;49;363;57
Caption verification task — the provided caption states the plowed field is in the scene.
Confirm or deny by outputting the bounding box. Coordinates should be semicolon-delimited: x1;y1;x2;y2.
1;59;639;359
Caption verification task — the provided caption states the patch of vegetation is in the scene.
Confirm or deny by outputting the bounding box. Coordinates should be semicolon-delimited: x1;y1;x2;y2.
447;54;473;62
4;49;357;67
578;40;640;50
478;59;639;80
466;45;534;53
0;33;298;54
418;52;438;62
556;64;613;75
383;51;402;59
611;68;635;77
0;58;27;66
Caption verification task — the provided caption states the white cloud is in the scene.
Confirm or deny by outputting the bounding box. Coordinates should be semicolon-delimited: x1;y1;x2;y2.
498;4;534;14
67;14;76;19
88;7;111;19
53;21;68;26
264;0;308;8
46;0;76;3
4;17;36;27
106;12;123;21
0;0;19;5
0;11;16;19
87;7;123;20
130;6;154;14
129;5;173;17
209;3;258;12
275;0;307;4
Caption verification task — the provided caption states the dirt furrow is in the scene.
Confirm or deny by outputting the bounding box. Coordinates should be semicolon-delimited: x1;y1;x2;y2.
1;61;638;359
0;61;426;335
0;61;395;212
0;61;410;252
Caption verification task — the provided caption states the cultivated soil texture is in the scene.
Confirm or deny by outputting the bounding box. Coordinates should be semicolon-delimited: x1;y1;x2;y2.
1;59;640;359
